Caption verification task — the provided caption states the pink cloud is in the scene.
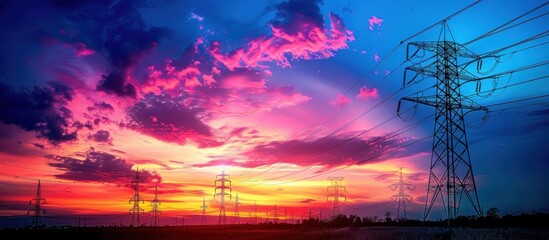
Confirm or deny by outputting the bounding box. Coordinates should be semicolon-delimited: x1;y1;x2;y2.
374;52;380;62
197;70;311;114
189;12;204;22
73;42;96;57
368;16;383;31
356;86;379;101
208;13;354;70
141;61;203;95
329;94;351;108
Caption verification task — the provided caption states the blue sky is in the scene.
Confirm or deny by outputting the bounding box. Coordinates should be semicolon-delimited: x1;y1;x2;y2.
0;0;547;226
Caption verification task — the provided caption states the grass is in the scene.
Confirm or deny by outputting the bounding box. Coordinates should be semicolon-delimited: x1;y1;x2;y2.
2;225;548;240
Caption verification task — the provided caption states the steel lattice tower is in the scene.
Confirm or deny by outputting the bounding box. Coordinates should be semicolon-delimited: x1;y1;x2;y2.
28;179;46;227
214;171;231;225
129;167;145;226
149;180;161;227
233;193;240;224
253;201;258;224
273;204;278;224
399;22;484;223
200;198;208;225
326;177;346;217
389;168;415;220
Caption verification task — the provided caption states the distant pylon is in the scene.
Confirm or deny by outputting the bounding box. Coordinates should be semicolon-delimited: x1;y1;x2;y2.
284;207;288;224
129;167;145;226
214;171;232;225
200;198;208;225
233;193;240;224
390;168;415;220
326;177;346;217
149;178;161;227
273;204;278;224
28;179;46;227
253;201;258;224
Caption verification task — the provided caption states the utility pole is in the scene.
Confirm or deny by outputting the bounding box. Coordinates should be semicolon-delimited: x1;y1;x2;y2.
129;167;144;227
389;168;415;220
214;171;232;225
233;193;240;224
200;198;208;225
398;22;484;225
28;179;46;227
284;207;288;224
149;178;161;227
253;201;258;224
326;177;346;217
273;204;278;224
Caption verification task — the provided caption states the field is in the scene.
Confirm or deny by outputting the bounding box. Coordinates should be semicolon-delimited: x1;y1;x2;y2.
2;225;549;240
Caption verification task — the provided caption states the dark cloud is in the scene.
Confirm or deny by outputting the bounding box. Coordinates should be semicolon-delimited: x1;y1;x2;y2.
33;143;45;149
193;134;419;169
51;1;171;98
89;130;111;143
299;198;316;203
271;0;324;33
0;81;77;144
127;94;223;148
47;151;158;184
242;135;413;168
132;159;172;170
87;101;114;112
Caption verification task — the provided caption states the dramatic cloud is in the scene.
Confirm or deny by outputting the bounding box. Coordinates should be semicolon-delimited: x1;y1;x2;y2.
368;16;383;31
88;130;112;143
356;86;379;101
194;134;415;169
208;0;354;70
47;151;158;184
299;198;316;203
0;82;78;144
329;94;351;108
127;94;223;148
52;1;171;98
87;101;114;112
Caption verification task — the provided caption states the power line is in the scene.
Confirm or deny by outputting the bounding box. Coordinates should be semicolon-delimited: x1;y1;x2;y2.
463;2;549;45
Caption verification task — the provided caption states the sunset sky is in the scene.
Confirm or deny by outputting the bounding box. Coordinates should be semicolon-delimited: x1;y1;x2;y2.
0;0;548;227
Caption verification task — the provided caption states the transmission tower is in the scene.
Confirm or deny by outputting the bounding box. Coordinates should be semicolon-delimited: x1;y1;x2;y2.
214;171;232;225
273;204;278;224
326;177;346;217
233;193;240;224
398;22;484;223
28;179;46;227
200;198;208;225
253;201;258;224
389;168;415;220
149;179;161;227
129;167;145;226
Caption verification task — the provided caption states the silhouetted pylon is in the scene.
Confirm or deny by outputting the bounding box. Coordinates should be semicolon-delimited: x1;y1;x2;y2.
389;168;415;220
326;177;346;217
233;193;240;224
253;201;258;224
129;167;144;226
200;198;208;225
28;179;46;227
214;171;232;225
398;22;483;224
149;178;161;227
273;204;278;224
